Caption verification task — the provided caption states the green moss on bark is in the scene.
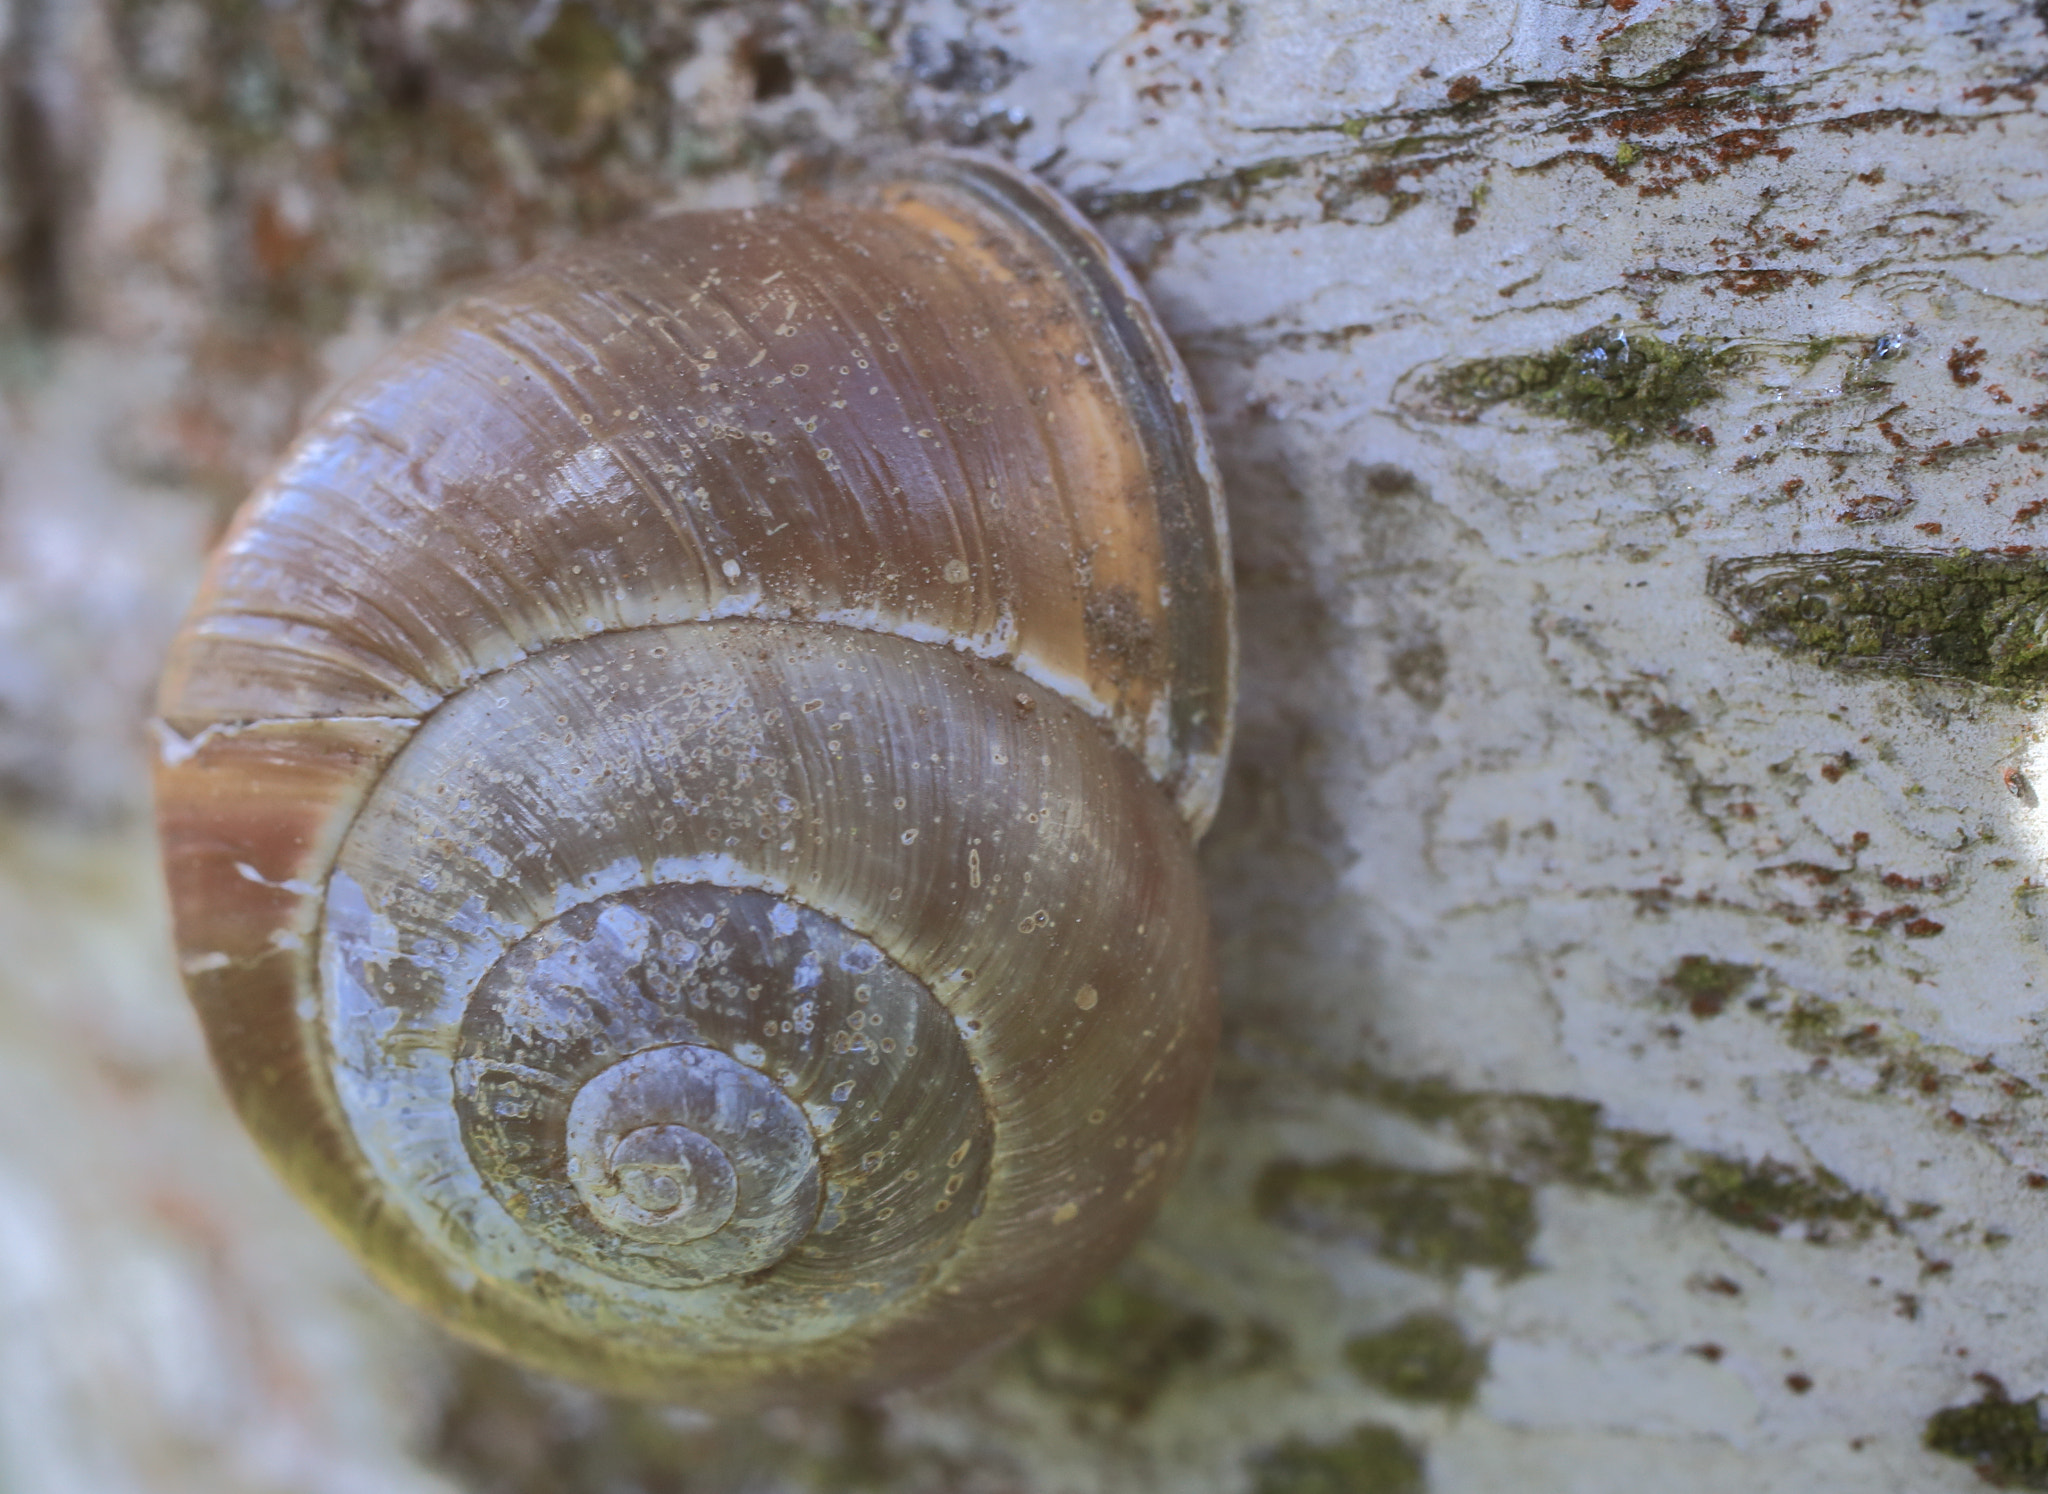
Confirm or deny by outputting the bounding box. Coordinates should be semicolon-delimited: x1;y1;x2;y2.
1249;1425;1426;1494
1338;1072;1664;1194
1435;327;1734;444
1711;549;2048;686
1018;1278;1224;1416
1662;954;1757;1018
1926;1390;2048;1488
1677;1155;1887;1241
1256;1159;1536;1278
1344;1313;1490;1406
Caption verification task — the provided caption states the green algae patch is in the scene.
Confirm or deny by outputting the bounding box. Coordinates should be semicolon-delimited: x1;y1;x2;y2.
1662;954;1757;1018
1256;1159;1536;1278
1340;1073;1664;1195
1018;1278;1224;1417
1344;1312;1489;1406
1781;994;1849;1050
1677;1155;1888;1241
1710;548;2048;686
434;1347;861;1493
1925;1389;2048;1488
1434;327;1734;444
526;1;631;140
1249;1425;1426;1494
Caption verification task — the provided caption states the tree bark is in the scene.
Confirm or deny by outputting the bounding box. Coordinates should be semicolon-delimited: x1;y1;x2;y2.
3;1;2046;1489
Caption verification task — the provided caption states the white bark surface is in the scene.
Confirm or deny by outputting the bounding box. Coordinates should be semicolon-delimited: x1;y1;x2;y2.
3;1;2046;1490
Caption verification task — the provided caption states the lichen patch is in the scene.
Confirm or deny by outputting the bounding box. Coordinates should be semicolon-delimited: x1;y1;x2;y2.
1430;326;1736;445
1710;548;2048;686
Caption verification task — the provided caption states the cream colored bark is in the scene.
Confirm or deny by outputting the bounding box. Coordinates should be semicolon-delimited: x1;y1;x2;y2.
3;1;2045;1490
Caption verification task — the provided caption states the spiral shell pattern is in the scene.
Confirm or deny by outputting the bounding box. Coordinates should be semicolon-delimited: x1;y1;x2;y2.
155;155;1232;1405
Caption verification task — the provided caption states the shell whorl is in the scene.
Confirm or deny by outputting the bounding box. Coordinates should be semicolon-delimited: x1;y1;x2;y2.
154;155;1232;1406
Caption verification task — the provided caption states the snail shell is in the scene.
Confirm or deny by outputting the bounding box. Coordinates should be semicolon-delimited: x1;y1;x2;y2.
154;153;1233;1407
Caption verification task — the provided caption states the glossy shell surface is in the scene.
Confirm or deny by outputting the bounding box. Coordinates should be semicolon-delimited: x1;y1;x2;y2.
155;154;1233;1405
